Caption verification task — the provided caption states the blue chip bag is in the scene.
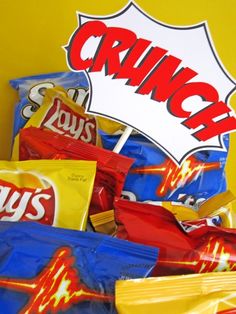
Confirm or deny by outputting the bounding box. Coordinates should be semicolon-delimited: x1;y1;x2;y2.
0;221;157;314
100;131;229;208
10;72;89;138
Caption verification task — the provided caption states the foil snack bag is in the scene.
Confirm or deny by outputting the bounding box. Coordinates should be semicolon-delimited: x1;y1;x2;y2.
101;132;229;206
89;190;236;235
10;72;123;142
115;198;236;276
0;160;96;230
0;221;158;314
89;190;236;237
10;71;89;138
19;127;134;214
116;272;236;314
12;87;98;160
90;210;116;236
155;190;236;229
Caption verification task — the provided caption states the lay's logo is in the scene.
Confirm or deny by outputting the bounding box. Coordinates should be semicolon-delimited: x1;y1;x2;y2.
0;171;55;224
42;97;97;144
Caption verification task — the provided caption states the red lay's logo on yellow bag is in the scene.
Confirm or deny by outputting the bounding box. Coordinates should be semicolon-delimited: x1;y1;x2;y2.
41;94;97;142
0;172;55;224
0;160;96;230
12;87;98;160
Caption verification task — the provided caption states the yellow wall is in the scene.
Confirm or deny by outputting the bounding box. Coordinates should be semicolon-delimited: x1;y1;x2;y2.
0;0;235;193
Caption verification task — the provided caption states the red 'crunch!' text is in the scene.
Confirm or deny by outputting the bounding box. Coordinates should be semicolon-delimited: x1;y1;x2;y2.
66;20;236;141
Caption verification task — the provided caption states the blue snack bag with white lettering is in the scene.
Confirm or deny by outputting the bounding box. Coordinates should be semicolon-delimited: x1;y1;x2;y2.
0;221;157;314
10;72;89;138
100;130;229;208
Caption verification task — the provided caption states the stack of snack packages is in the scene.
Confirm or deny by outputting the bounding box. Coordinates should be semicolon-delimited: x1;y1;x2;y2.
1;71;236;313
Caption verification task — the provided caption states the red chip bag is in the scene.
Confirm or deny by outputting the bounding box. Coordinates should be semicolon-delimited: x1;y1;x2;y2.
114;198;236;276
19;127;134;215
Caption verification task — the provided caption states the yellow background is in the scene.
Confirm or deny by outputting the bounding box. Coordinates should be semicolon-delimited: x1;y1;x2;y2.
0;0;235;193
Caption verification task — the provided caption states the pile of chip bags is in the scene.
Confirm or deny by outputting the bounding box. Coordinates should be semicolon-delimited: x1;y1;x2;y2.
0;70;234;313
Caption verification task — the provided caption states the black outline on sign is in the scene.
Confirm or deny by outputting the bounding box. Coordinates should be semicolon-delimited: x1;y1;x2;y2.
64;1;236;166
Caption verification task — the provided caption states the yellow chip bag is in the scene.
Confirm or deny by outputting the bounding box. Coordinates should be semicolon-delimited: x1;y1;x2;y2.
90;210;116;236
153;190;236;228
12;86;98;160
116;272;236;314
198;190;236;228
0;160;96;230
152;200;199;221
97;116;124;135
